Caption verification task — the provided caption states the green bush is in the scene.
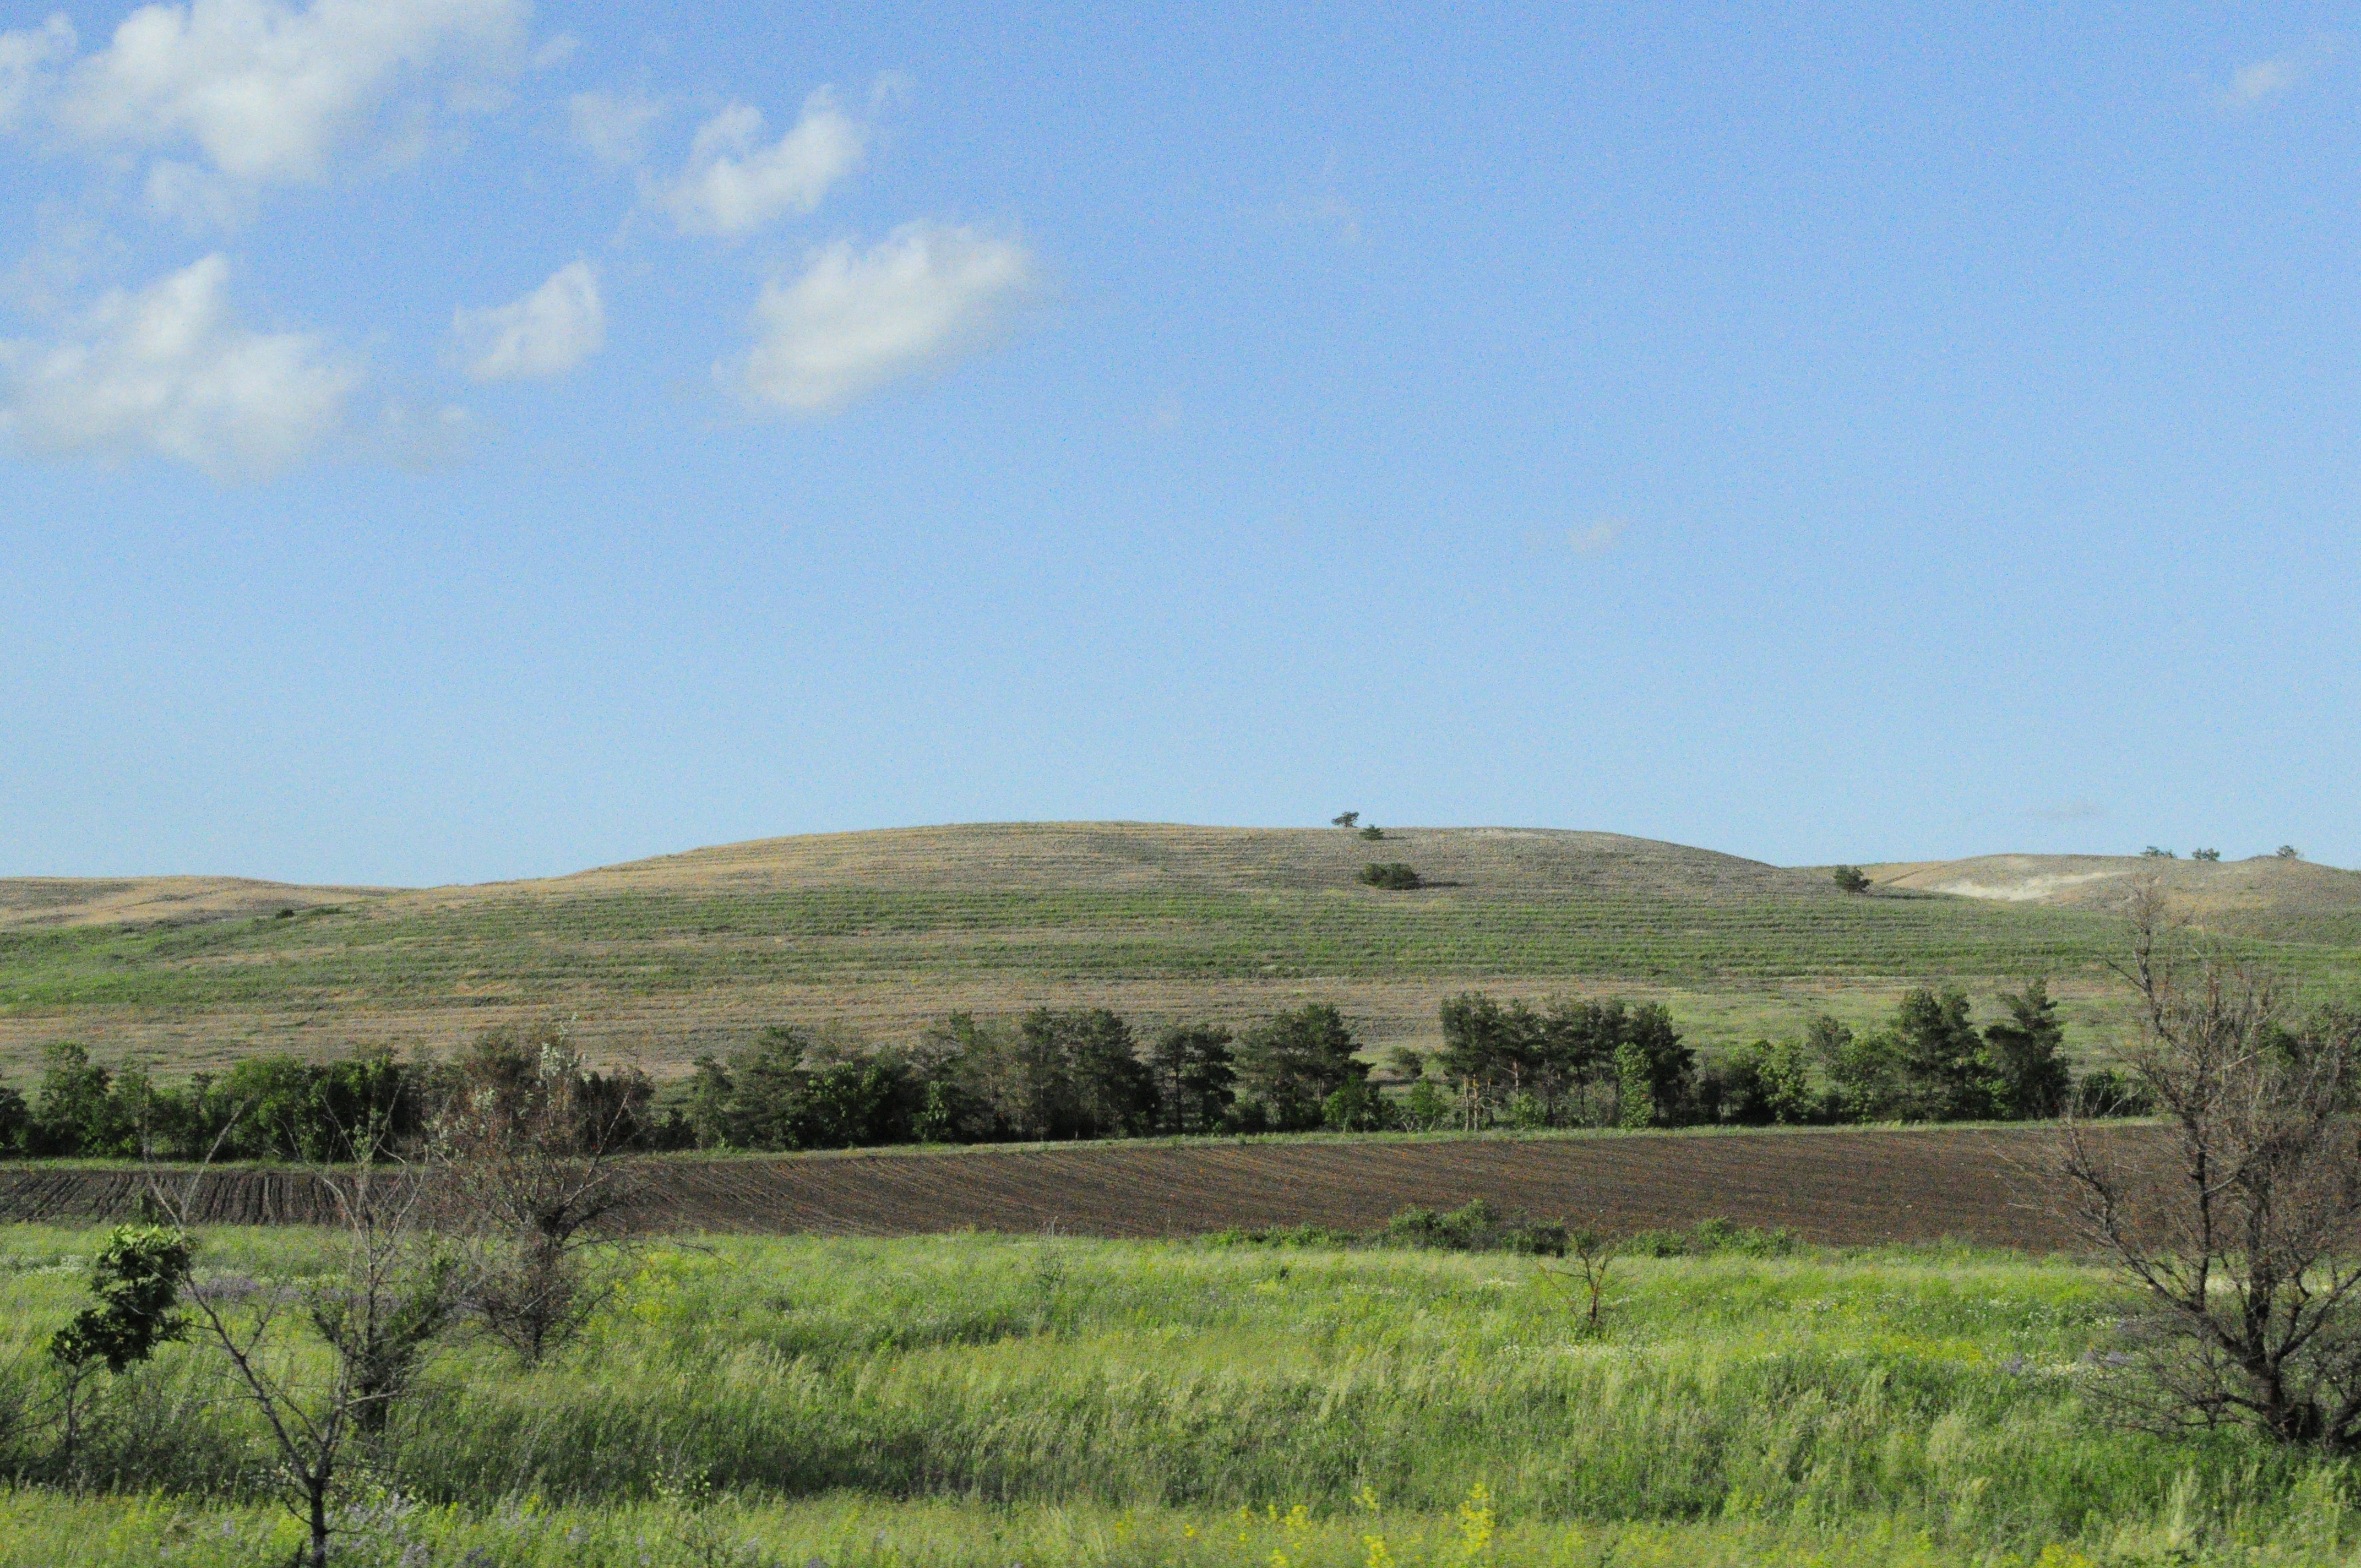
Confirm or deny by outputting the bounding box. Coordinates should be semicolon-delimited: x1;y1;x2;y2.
1621;1216;1797;1258
1358;862;1422;890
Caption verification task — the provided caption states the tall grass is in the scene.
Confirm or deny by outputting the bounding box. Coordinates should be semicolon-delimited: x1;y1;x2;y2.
4;1227;2361;1563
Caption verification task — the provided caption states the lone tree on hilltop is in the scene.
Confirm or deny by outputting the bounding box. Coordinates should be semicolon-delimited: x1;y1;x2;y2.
2060;886;2361;1449
2280;845;2302;859
1831;865;1872;895
1330;811;1359;829
2192;847;2221;862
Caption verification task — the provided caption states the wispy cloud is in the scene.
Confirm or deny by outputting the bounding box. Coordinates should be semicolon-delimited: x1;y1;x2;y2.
2221;41;2333;111
0;14;74;132
1571;520;1623;556
568;88;660;168
0;253;358;477
453;261;604;381
727;221;1034;415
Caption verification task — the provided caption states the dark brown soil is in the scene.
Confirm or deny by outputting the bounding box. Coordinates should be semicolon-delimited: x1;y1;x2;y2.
0;1124;2133;1250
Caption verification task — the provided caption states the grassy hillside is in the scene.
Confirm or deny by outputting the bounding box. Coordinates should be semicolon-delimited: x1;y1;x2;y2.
4;824;2355;1076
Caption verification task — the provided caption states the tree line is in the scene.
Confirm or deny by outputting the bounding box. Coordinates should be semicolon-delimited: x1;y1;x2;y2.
0;981;2115;1161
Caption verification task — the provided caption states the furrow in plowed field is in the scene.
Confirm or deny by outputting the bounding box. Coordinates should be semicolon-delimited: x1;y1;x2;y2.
0;1126;2124;1250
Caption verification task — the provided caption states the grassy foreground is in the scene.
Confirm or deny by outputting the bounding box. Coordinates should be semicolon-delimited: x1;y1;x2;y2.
4;1226;2361;1565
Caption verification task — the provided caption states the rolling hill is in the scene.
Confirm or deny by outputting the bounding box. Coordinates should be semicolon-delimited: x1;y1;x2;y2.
3;825;2354;1079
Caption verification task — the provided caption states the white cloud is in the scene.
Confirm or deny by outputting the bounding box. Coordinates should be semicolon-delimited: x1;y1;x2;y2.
0;253;358;476
2225;56;2305;107
569;88;659;168
48;0;529;184
1571;520;1622;556
729;221;1034;415
453;260;603;381
663;90;862;236
0;14;75;130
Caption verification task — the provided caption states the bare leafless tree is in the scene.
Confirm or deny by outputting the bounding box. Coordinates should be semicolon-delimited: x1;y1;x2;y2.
150;1146;460;1568
429;1019;650;1364
2060;885;2361;1447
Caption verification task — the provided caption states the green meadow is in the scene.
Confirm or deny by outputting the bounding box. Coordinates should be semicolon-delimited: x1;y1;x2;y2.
6;1226;2361;1566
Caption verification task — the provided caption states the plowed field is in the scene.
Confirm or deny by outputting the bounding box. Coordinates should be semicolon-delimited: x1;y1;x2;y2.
0;1124;2123;1250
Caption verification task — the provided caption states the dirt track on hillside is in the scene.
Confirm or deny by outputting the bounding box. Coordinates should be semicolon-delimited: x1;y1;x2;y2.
0;1125;2126;1250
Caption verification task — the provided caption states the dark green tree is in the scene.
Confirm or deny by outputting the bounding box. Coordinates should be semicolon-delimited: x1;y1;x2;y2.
1320;1076;1395;1132
1033;1009;1155;1137
1145;1023;1235;1134
1979;978;2073;1119
1233;1004;1366;1131
1832;865;1873;894
0;1077;26;1152
1825;988;1989;1121
30;1043;126;1157
1612;1003;1693;1128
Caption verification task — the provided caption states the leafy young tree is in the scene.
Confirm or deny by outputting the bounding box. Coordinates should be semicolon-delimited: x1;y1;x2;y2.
2191;847;2221;862
1330;812;1359;829
47;1224;191;1468
1831;865;1873;894
1233;1004;1366;1131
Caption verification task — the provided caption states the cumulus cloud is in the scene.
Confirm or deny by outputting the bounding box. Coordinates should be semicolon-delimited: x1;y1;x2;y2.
453;260;603;381
40;0;527;184
568;88;660;168
0;14;74;131
663;90;862;236
0;253;358;476
728;221;1034;415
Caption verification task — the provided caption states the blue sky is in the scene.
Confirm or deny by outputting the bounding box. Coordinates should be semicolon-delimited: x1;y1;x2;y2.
1;1;2353;885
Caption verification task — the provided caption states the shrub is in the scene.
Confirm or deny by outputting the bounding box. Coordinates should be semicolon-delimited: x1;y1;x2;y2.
1379;1201;1569;1257
1622;1216;1797;1258
1831;865;1872;894
1358;862;1422;890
